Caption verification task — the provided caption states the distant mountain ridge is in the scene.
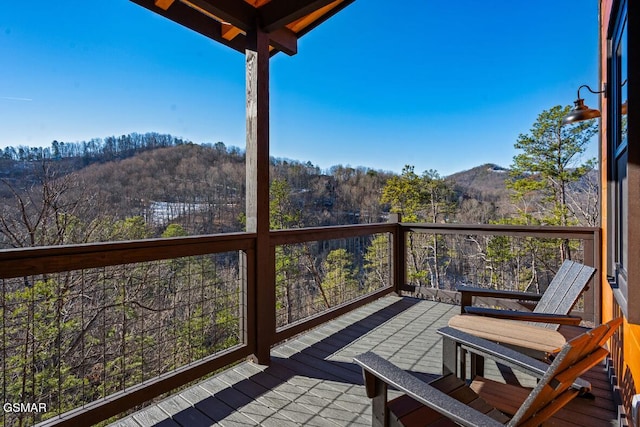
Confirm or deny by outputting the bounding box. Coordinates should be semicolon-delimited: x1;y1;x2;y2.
446;163;511;202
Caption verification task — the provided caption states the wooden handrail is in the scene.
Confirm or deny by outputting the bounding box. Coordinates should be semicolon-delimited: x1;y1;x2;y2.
0;223;597;279
0;232;257;279
401;223;598;239
269;223;396;246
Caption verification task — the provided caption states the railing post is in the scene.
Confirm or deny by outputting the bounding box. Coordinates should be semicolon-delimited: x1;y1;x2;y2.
581;230;601;324
582;236;595;324
389;214;406;295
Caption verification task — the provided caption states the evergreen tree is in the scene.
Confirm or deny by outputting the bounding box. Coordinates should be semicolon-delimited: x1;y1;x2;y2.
508;105;597;260
364;235;391;291
381;166;457;288
381;165;422;222
319;249;359;306
270;179;306;324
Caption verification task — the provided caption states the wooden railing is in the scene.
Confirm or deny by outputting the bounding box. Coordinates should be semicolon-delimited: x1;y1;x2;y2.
0;222;600;426
0;233;259;427
401;223;601;323
269;223;399;344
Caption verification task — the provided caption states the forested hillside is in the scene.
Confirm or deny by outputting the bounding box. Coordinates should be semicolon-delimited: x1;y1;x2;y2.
0;149;509;250
1;138;399;247
0;131;597;249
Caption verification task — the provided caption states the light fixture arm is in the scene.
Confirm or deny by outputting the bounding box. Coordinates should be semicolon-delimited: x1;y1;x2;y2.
576;84;605;100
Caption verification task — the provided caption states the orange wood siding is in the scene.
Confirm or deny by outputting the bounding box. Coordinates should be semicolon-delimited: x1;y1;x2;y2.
599;0;640;415
627;323;640;392
600;0;612;323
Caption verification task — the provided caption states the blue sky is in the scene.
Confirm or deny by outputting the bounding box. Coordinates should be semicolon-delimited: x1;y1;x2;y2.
0;1;600;175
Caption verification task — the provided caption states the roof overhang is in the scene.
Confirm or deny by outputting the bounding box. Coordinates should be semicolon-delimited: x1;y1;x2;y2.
130;0;355;56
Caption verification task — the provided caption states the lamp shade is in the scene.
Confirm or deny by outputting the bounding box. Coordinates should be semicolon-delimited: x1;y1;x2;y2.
561;98;601;125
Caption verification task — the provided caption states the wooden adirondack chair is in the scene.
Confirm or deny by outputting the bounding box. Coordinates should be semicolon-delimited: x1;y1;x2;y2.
449;260;596;358
457;260;595;327
354;318;621;427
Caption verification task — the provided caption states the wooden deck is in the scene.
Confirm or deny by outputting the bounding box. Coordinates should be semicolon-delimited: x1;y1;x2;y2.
109;296;619;427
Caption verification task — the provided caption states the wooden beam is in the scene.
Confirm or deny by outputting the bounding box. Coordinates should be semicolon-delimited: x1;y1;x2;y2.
259;0;340;32
181;0;295;54
245;26;273;365
180;0;232;23
245;0;271;6
179;0;256;31
134;0;356;56
154;0;175;10
130;0;246;53
222;23;243;40
267;26;297;55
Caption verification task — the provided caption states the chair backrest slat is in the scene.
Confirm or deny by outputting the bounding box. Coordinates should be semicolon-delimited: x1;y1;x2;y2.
553;347;609;387
531;260;595;330
508;318;621;426
516;388;580;427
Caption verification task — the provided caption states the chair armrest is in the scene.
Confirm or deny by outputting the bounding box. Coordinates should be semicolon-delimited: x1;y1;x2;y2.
438;327;549;377
457;285;542;314
456;285;543;301
463;307;583;325
437;327;591;392
354;352;504;427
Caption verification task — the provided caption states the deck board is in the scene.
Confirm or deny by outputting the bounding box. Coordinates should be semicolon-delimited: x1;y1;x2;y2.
111;296;618;426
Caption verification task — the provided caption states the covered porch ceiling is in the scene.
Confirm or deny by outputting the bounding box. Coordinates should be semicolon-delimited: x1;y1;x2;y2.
131;0;355;56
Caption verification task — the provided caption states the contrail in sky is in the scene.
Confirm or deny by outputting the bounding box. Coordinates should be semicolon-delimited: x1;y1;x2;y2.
1;96;33;101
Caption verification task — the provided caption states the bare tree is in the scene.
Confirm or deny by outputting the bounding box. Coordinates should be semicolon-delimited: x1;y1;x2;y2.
0;160;92;248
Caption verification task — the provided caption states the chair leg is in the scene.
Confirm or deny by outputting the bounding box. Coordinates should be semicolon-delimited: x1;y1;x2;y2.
471;353;485;378
442;335;459;377
364;371;390;427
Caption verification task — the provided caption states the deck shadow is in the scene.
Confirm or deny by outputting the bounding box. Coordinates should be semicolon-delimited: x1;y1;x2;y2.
164;297;427;425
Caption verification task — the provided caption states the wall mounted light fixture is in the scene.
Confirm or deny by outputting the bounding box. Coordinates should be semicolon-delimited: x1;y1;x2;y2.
561;84;605;125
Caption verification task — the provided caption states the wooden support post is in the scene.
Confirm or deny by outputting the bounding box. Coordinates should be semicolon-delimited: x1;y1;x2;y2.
582;237;596;324
389;213;406;295
246;26;273;365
